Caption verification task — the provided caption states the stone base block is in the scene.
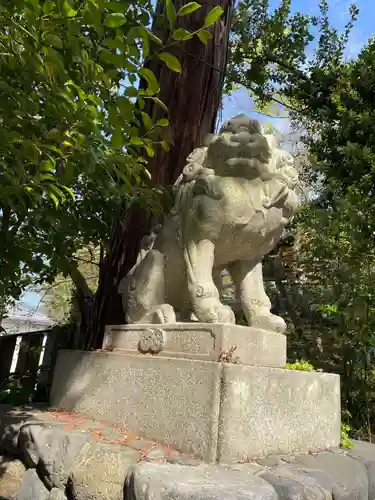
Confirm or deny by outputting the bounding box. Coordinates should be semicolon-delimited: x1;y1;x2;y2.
50;351;340;463
103;323;286;368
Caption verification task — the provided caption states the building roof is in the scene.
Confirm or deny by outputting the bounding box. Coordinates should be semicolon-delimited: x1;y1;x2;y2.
1;304;54;335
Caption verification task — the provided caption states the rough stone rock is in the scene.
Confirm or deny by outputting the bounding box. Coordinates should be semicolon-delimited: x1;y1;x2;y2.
69;480;124;500
176;456;202;466
260;469;331;499
256;456;281;467
327;446;346;455
347;440;375;499
22;426;91;489
47;488;67;500
68;443;140;500
294;451;369;499
166;450;181;464
0;406;37;444
125;438;157;452
18;423;45;467
262;463;335;493
124;463;278;500
144;447;166;462
0;423;24;457
0;457;26;499
225;463;265;475
16;468;49;500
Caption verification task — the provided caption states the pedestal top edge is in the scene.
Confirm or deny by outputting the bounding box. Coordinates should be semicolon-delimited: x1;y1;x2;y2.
104;323;284;336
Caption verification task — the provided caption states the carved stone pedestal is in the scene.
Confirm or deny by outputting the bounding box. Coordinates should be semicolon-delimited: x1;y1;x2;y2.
50;323;340;463
103;323;287;367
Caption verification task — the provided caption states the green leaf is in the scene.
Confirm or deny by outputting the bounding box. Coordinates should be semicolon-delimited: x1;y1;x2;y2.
111;130;122;148
130;136;144;146
172;28;193;40
40;160;55;173
43;145;63;156
128;27;149;57
177;2;201;16
48;184;66;202
59;185;75;200
165;0;176;28
158;52;181;72
161;141;170;152
65;81;86;102
141;111;153;131
46;190;60;208
255;38;263;55
157;118;169;127
145;143;155;157
139;68;160;94
62;0;77;17
150;96;168;112
26;0;41;13
117;97;134;120
42;0;55;14
204;6;224;27
144;28;163;46
124;86;139;97
87;94;104;107
104;13;126;28
44;47;65;73
44;34;63;49
106;1;126;12
40;172;56;182
197;29;213;44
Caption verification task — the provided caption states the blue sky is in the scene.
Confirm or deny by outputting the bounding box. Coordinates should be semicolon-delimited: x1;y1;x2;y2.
21;0;375;312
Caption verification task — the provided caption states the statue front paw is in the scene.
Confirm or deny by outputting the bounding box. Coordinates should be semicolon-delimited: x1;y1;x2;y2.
251;313;286;334
132;304;176;324
193;298;235;324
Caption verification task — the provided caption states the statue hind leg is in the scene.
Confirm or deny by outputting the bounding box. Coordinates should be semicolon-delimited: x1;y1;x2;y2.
228;259;286;333
125;249;176;324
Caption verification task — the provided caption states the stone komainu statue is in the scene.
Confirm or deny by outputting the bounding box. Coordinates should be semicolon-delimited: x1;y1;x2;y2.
118;115;300;333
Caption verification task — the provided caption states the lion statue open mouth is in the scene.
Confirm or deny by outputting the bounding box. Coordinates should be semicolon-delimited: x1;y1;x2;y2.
118;115;301;334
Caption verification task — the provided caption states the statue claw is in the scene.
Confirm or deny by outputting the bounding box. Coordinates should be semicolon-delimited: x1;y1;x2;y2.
251;313;286;334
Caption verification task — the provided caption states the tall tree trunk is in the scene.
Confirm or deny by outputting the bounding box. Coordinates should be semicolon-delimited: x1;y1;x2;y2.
83;0;233;350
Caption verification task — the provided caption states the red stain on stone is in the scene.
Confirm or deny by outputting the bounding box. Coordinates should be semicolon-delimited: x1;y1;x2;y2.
163;445;173;457
18;407;180;455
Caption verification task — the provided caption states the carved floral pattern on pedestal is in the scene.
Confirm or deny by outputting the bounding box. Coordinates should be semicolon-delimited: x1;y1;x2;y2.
138;328;165;355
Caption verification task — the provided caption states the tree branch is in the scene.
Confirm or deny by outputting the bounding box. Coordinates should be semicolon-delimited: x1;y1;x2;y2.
266;54;310;82
67;261;93;298
75;256;100;267
176;45;306;115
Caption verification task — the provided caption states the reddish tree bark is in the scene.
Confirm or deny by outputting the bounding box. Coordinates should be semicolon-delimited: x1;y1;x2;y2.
83;0;233;350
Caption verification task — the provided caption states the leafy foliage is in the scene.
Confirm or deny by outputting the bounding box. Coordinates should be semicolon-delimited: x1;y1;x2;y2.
284;359;314;372
270;198;375;438
278;23;375;440
226;0;358;114
341;423;355;449
301;40;375;218
225;0;375;438
0;0;223;314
